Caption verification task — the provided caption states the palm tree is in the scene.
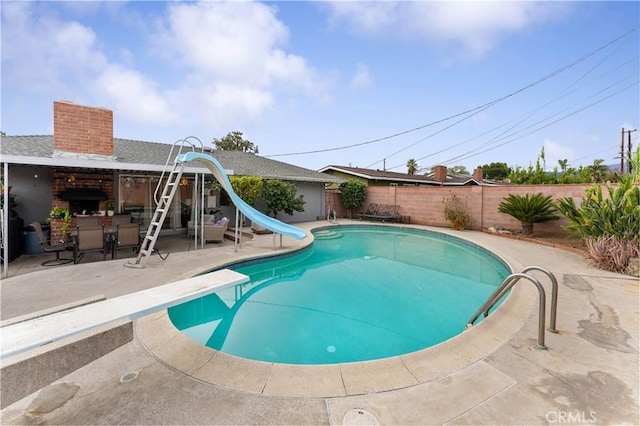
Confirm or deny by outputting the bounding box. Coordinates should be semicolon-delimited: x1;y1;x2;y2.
406;159;418;175
558;159;568;174
587;159;608;183
498;193;560;235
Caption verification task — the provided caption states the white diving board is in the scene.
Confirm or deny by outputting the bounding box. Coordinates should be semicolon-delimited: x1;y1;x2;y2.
0;269;249;360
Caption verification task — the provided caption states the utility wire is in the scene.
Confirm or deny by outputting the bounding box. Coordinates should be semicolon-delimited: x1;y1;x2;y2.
264;27;637;160
434;73;638;167
436;80;638;167
386;54;638;171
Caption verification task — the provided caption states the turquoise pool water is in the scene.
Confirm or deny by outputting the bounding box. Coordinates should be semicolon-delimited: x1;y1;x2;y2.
168;225;510;365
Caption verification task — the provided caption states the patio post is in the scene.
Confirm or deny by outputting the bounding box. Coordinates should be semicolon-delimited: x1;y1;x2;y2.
2;163;8;279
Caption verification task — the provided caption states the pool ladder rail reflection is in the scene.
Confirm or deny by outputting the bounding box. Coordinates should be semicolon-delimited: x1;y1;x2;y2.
466;266;558;350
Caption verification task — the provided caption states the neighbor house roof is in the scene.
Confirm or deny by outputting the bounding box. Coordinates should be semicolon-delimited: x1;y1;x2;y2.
0;135;340;184
318;165;481;186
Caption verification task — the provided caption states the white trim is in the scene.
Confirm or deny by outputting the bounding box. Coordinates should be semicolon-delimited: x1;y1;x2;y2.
0;154;230;175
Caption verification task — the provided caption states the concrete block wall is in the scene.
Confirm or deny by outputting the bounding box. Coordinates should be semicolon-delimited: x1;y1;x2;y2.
327;184;592;233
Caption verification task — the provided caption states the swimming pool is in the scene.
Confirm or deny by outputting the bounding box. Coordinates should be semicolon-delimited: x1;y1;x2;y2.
168;225;510;364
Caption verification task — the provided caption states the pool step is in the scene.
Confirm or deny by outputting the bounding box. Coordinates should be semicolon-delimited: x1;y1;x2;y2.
314;230;343;240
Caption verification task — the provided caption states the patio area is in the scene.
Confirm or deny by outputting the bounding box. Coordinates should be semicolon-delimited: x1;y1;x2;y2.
1;221;638;425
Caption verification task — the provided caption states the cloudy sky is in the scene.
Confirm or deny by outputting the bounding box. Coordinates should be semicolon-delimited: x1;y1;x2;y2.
1;1;638;173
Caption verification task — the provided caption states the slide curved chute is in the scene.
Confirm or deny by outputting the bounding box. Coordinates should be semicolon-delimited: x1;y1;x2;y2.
177;152;307;240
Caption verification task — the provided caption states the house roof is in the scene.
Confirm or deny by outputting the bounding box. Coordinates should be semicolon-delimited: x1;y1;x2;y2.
0;135;340;184
318;165;481;186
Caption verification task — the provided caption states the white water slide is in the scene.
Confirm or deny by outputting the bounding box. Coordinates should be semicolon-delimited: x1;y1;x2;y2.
177;152;307;240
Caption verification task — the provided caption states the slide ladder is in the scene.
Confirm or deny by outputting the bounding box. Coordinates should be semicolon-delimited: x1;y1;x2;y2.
466;266;558;349
125;161;185;268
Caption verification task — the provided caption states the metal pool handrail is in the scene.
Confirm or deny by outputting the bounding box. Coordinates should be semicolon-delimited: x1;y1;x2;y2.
467;266;559;350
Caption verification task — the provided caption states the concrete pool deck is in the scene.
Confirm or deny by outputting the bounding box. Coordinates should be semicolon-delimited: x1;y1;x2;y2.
1;221;638;425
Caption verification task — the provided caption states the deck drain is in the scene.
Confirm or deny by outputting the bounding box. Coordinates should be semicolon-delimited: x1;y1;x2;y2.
119;371;139;383
343;408;379;425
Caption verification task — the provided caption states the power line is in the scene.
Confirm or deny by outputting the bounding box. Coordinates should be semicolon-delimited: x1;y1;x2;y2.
264;27;638;161
386;56;638;171
264;27;637;167
436;80;638;167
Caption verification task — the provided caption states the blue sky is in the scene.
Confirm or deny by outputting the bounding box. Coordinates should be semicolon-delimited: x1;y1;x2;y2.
2;1;638;173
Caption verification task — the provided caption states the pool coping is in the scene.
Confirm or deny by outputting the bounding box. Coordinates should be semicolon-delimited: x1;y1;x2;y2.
135;224;538;398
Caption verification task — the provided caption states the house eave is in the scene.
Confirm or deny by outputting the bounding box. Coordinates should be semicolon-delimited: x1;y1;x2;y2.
0;154;231;175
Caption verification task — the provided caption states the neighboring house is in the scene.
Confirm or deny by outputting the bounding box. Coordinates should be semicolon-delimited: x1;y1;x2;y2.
319;165;490;187
1;101;341;239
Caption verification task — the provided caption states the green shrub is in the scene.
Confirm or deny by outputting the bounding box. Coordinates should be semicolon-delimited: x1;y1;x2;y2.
443;193;471;230
555;174;639;272
339;179;367;219
555;175;639;242
498;193;559;235
229;176;263;205
262;180;305;217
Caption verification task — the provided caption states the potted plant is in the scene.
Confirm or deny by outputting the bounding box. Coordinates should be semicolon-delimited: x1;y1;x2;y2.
48;206;72;240
443;194;471;231
105;200;116;216
209;181;223;195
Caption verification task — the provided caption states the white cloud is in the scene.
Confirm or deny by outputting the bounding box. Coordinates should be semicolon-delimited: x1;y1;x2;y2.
324;2;568;56
1;1;330;133
156;2;328;95
95;65;178;126
543;139;576;171
1;2;107;94
349;63;373;90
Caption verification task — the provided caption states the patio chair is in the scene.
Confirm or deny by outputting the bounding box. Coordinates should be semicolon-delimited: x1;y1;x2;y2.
111;214;132;226
73;225;107;264
30;221;74;266
112;223;140;259
188;216;229;244
75;216;100;227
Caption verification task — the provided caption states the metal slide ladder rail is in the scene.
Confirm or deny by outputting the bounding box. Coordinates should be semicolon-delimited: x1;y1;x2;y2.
125;161;185;268
125;137;204;268
466;266;559;349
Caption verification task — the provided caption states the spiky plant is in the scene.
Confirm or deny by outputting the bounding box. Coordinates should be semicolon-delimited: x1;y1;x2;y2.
498;193;560;235
555;174;640;273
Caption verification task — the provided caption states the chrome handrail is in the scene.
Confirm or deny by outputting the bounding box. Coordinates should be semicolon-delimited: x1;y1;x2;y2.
522;266;558;333
467;267;558;350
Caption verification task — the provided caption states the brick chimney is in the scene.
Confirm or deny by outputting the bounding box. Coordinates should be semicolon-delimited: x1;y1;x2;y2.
434;165;447;182
473;168;483;182
53;101;113;156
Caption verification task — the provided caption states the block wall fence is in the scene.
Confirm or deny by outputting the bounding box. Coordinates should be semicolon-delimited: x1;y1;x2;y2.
327;184;593;234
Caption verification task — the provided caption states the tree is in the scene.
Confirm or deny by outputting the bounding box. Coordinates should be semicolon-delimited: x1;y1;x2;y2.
262;180;305;217
479;162;510;180
498;193;560;235
339;179;367;219
587;159;608;183
450;165;469;175
213;131;258;154
558;159;568;174
229;176;263;204
406;159;418;175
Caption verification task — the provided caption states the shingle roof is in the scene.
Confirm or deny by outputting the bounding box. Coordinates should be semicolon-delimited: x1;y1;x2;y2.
319;165;479;186
0;135;340;183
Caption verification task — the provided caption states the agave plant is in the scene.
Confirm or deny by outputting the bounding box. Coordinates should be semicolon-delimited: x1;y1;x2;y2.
498;193;560;235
